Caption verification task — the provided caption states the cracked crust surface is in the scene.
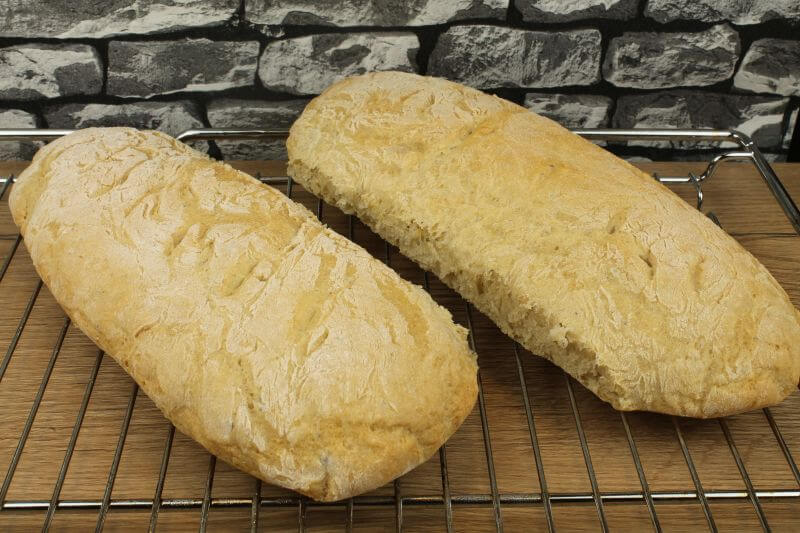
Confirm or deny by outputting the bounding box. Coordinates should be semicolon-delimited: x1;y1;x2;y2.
8;127;478;501
287;71;800;418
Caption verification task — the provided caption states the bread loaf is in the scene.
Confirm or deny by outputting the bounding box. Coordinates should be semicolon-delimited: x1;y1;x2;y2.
9;127;478;501
287;71;800;418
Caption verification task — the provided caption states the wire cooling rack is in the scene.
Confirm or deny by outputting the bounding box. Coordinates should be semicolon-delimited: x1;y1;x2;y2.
0;128;799;532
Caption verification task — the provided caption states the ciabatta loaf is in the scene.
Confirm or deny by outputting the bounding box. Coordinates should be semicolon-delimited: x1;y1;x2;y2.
9;127;478;501
287;71;800;418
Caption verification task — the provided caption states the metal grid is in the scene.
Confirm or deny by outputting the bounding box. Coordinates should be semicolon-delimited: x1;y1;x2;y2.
0;128;798;532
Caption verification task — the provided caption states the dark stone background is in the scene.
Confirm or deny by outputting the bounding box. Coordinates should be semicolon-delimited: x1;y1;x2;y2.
0;0;798;162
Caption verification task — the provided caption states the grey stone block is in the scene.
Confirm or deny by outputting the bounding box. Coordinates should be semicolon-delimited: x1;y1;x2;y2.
763;153;788;163
206;99;308;159
524;93;612;128
517;0;638;22
247;0;508;26
0;0;239;38
734;39;800;98
44;101;204;137
0;44;102;101
613;91;789;150
0;108;41;160
429;25;601;89
108;39;260;98
604;24;740;89
258;33;419;95
645;0;800;24
784;108;797;150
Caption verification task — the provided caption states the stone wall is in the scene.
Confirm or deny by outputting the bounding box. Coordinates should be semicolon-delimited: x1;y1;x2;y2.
0;0;798;161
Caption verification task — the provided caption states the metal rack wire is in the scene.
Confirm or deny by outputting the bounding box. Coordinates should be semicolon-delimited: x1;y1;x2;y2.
0;128;799;532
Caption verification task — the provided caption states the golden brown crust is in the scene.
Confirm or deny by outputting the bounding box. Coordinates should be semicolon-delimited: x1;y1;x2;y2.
9;127;478;501
287;71;800;418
